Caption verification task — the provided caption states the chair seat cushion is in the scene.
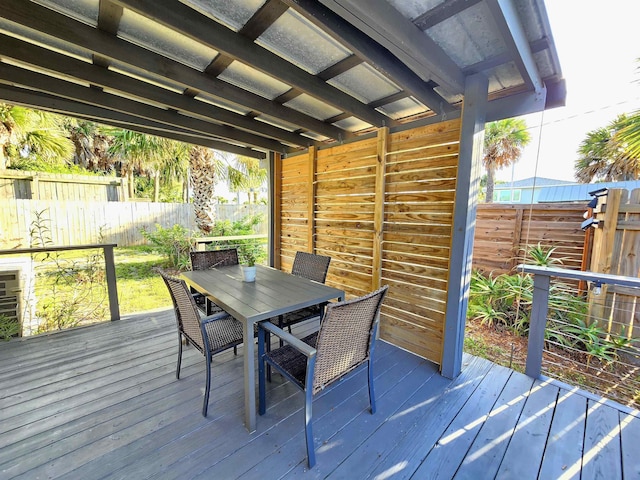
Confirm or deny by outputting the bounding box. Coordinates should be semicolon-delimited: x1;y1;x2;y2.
264;332;318;388
203;316;244;355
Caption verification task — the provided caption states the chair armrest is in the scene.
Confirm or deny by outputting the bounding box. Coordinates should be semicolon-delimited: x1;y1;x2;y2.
259;321;316;358
201;311;233;325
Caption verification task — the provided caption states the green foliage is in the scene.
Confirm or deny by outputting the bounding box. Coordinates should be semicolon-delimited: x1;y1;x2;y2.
0;104;74;168
525;243;566;267
237;241;266;266
207;214;267;266
0;315;20;340
140;224;194;269
482;118;531;203
27;210;109;334
575;114;640;183
468;267;635;365
209;213;264;237
468;270;532;332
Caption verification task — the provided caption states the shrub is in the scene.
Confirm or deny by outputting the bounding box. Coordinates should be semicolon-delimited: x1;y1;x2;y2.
140;224;194;269
0;315;20;340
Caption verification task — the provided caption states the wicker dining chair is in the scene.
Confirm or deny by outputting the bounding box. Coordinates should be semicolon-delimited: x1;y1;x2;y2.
159;269;243;417
190;248;239;315
258;285;388;468
271;251;331;339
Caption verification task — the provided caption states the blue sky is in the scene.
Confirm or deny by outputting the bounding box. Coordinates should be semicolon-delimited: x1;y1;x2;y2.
496;0;640;183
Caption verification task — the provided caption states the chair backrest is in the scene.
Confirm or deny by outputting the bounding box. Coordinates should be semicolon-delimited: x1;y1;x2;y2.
291;251;331;284
158;270;205;353
312;285;388;394
190;248;239;271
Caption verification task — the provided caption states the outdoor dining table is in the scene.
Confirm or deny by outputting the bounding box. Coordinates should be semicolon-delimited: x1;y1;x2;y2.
181;264;345;432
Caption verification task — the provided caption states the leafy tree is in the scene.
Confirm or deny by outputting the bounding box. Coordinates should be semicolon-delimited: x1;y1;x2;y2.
66;120;113;172
227;155;267;204
108;129;186;201
0;104;73;169
615;112;640;161
614;58;640;164
574;115;639;182
482;118;530;203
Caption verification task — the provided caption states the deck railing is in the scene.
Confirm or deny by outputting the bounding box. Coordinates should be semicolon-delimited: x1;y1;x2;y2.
0;244;119;336
520;264;640;407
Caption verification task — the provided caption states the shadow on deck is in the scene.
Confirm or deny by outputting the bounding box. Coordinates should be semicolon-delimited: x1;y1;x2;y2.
1;310;639;479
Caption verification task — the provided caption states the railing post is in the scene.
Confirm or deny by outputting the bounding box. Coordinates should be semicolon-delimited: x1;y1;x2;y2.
525;273;550;378
103;245;120;321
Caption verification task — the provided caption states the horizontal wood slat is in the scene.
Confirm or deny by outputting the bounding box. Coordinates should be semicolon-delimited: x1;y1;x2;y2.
473;203;587;274
280;120;461;365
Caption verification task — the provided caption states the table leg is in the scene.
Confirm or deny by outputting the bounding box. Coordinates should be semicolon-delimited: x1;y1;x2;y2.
243;320;256;432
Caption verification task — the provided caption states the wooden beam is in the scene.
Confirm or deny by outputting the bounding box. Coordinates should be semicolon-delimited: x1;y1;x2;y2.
97;0;123;34
320;0;465;94
442;73;488;379
113;0;389;127
373;127;388;290
0;62;288;152
0;34;316;148
285;0;455;115
413;0;483;30
0;85;266;158
485;0;544;93
240;0;289;40
485;86;547;122
0;0;349;141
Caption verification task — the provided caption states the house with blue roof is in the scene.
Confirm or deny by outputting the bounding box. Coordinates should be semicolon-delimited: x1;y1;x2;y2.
491;177;575;203
493;177;640;204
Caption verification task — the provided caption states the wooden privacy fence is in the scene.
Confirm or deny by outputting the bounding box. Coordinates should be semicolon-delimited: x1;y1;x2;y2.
587;188;640;338
0;200;267;248
278;120;461;365
472;203;587;274
0;170;127;201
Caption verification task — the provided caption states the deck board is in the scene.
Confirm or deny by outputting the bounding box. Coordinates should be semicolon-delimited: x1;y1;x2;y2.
0;309;636;479
495;379;559;479
408;361;513;480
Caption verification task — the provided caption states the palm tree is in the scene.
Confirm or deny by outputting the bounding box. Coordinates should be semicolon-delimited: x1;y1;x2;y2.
189;146;225;233
574;115;639;183
228;156;267;204
0;104;74;169
482;118;531;203
66;120;114;172
614;58;640;163
108;129;181;201
615;112;640;161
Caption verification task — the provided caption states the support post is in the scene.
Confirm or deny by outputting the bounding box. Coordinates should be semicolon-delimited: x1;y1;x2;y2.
103;244;120;321
525;273;550;378
372;127;388;290
307;146;317;252
271;151;282;269
441;73;488;378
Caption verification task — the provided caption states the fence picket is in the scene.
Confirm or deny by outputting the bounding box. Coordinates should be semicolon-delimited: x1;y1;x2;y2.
1;200;267;248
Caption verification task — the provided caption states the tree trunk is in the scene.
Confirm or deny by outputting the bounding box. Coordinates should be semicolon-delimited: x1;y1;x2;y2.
0;127;10;169
153;172;160;202
127;170;135;199
189;147;217;234
485;167;495;203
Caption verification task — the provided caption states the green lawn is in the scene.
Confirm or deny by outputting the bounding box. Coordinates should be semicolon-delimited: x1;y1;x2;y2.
113;247;173;314
25;246;172;335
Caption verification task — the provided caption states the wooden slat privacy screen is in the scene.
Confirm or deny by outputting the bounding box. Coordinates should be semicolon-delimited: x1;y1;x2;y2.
278;119;461;365
473;203;587;274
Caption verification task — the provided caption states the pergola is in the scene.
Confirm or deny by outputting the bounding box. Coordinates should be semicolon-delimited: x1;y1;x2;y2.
0;0;565;377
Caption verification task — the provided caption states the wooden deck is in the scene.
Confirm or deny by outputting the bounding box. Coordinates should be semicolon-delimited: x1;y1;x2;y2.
1;310;639;479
